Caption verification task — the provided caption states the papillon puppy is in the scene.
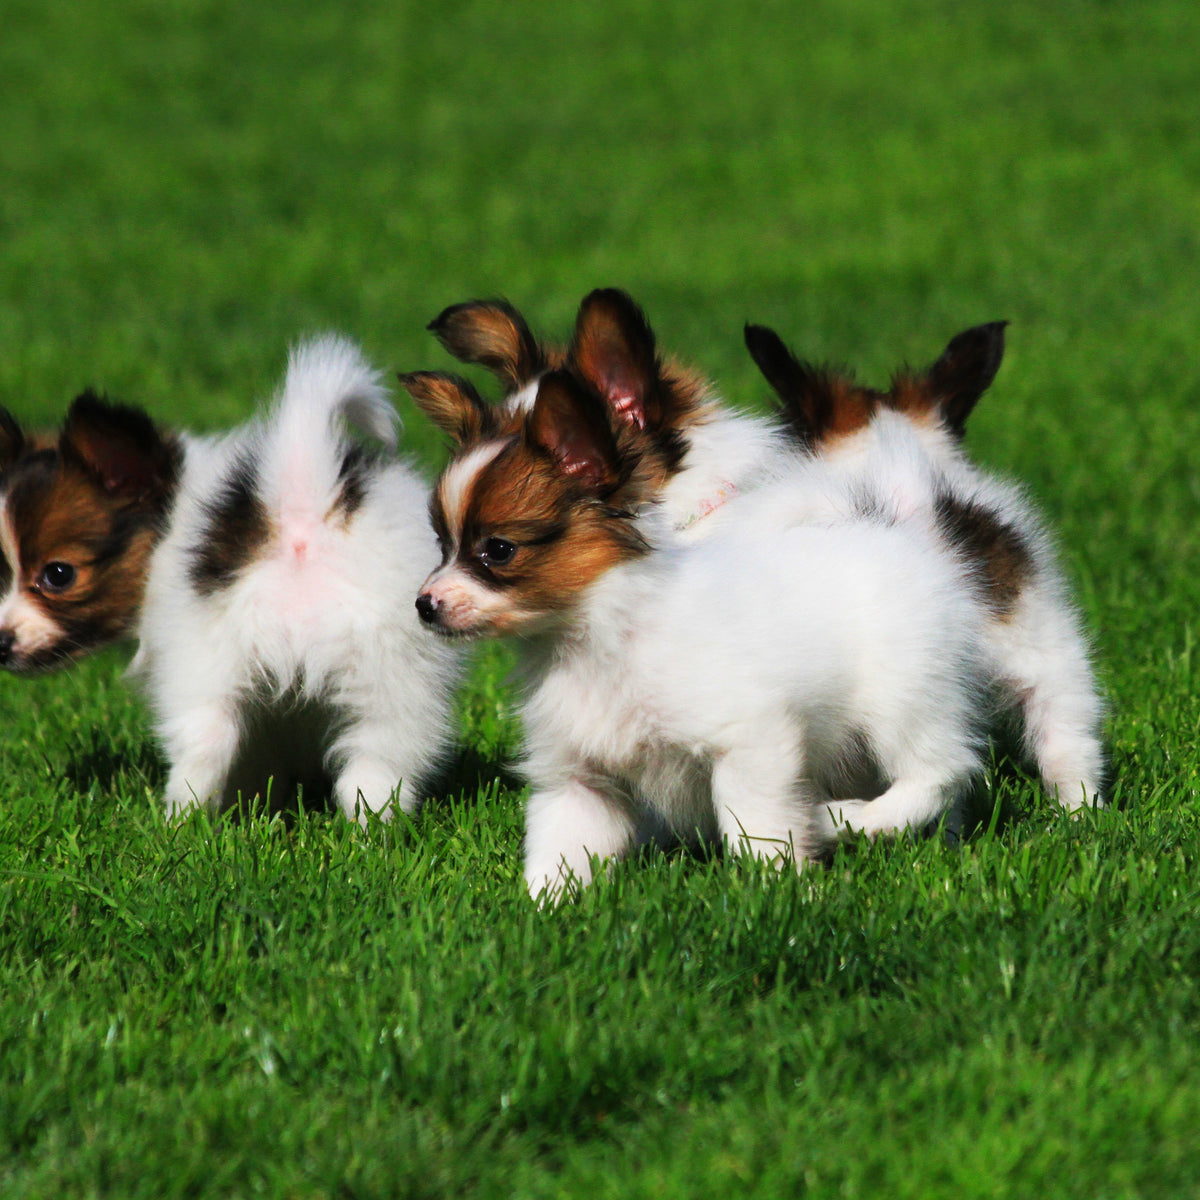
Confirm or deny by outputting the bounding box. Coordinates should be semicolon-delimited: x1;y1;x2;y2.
743;322;1105;809
408;349;991;900
0;396;181;673
130;335;463;821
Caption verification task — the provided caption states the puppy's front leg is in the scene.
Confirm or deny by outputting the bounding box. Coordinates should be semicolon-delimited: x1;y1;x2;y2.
523;779;638;903
711;725;818;866
333;757;407;826
160;700;242;818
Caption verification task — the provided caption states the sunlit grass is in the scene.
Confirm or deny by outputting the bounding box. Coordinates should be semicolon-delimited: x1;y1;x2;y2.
2;0;1198;1196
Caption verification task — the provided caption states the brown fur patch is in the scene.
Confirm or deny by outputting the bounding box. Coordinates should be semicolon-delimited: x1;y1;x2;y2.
886;371;943;423
189;452;270;597
819;376;881;444
934;492;1032;617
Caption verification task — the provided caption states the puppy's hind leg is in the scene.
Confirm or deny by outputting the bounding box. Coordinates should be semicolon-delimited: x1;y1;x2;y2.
988;601;1105;809
821;720;980;845
822;773;967;842
1015;655;1104;811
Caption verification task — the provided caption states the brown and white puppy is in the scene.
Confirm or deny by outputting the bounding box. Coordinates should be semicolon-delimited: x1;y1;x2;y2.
0;395;180;673
407;356;990;900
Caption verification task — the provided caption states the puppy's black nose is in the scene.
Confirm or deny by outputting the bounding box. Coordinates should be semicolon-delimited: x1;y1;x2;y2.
0;631;14;665
415;593;438;625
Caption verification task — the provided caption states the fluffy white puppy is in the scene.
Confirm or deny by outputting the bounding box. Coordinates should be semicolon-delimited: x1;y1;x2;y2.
132;336;463;821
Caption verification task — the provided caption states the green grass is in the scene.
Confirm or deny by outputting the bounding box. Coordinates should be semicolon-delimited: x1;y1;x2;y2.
2;0;1200;1195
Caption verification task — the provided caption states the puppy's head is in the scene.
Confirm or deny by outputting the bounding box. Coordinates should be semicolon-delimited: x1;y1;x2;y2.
427;288;712;495
0;392;181;673
745;321;1008;451
404;367;649;638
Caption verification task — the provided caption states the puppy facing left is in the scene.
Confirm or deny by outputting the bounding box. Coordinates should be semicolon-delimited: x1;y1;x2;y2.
130;335;464;821
0;396;181;673
411;361;991;901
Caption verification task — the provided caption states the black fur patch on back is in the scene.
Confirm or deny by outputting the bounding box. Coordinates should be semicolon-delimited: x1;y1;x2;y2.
331;445;377;522
935;491;1032;617
189;452;269;597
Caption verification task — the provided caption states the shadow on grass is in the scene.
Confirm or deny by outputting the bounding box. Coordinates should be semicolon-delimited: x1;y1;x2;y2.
58;726;164;801
58;725;525;829
425;744;524;810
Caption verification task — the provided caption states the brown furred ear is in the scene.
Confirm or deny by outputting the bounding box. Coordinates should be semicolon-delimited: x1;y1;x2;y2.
398;370;492;448
569;288;662;433
527;371;621;495
60;391;177;504
744;323;833;449
923;321;1008;437
0;407;25;470
428;300;546;390
744;324;873;449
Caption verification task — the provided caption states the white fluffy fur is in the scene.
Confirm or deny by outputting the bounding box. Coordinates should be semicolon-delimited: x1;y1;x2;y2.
131;335;463;822
654;399;1104;810
792;410;1104;808
499;496;991;901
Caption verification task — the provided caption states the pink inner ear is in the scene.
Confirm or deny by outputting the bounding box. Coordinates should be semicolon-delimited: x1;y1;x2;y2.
553;428;609;488
595;354;646;427
608;390;645;431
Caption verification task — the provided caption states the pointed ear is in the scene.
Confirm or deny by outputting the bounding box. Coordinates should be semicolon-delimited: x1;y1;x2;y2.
0;407;26;471
744;323;844;449
397;370;493;448
60;391;177;503
923;321;1008;437
527;372;621;494
569;288;663;433
428;300;546;390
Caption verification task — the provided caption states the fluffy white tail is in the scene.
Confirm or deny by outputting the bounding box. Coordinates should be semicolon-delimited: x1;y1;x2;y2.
257;334;397;518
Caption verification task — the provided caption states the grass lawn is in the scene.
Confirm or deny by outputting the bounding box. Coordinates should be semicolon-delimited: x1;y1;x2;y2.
2;0;1199;1195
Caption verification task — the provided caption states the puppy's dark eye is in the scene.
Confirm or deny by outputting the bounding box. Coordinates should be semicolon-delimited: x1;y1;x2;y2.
477;536;516;567
39;562;77;593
